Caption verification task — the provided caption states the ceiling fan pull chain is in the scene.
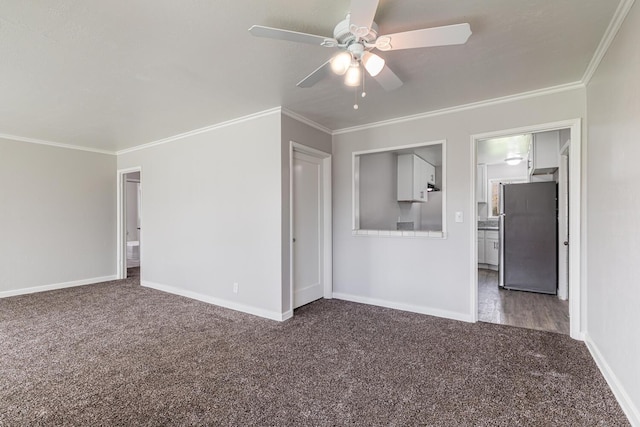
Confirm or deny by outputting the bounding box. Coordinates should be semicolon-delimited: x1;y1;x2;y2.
362;67;367;98
354;87;359;110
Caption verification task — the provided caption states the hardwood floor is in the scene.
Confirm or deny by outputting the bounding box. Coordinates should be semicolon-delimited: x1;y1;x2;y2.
127;267;140;279
478;268;570;335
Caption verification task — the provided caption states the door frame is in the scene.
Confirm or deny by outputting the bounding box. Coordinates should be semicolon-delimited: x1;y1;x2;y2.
557;143;570;300
289;141;332;314
470;118;583;340
116;166;142;279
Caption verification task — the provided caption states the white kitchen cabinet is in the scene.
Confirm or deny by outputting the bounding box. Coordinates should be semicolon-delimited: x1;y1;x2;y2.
477;164;487;203
425;161;436;186
485;230;499;266
528;131;560;175
397;154;431;202
477;230;485;263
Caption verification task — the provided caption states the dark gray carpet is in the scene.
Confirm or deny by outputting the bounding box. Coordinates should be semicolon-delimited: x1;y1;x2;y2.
0;276;629;426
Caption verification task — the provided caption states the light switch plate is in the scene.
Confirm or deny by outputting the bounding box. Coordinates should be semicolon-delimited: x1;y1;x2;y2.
455;211;463;223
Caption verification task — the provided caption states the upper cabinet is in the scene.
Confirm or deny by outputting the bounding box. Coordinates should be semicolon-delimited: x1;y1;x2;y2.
528;131;560;175
477;164;487;203
425;161;436;186
397;153;434;203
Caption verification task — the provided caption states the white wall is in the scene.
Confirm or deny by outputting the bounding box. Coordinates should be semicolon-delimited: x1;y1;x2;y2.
420;191;443;230
585;1;640;422
115;112;330;320
358;151;421;230
0;138;116;295
118;112;285;319
280;114;332;313
332;88;586;320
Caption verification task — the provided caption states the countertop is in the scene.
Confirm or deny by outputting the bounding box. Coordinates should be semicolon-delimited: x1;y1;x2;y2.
478;219;499;231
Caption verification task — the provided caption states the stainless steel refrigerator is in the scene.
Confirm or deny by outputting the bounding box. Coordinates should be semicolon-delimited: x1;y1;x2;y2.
498;181;557;294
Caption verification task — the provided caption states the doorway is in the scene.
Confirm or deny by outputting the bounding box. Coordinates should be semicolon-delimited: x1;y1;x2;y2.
558;143;570;300
471;119;582;340
117;167;142;280
290;142;332;310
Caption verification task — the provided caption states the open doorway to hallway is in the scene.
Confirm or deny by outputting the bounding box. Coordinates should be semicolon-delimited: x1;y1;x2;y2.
118;168;142;280
125;172;141;279
474;125;577;336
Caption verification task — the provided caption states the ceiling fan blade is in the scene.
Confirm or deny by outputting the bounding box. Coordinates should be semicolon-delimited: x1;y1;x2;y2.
376;23;472;51
248;25;338;47
297;60;332;88
373;64;403;91
349;0;379;37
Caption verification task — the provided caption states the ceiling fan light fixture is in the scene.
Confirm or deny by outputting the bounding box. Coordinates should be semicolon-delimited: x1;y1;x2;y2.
330;52;352;75
344;62;361;87
505;155;524;166
362;52;385;77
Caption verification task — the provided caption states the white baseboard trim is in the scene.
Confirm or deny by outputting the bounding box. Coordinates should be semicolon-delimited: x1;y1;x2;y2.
332;292;474;323
0;275;118;298
141;280;290;322
584;333;639;426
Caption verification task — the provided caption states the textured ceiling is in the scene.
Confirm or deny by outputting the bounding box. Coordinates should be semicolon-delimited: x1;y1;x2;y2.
0;1;620;152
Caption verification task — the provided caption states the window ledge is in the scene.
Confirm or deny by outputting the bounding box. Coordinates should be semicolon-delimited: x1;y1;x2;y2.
352;230;446;239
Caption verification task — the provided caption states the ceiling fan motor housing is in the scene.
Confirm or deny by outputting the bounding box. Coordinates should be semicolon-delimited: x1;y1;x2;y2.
334;14;379;47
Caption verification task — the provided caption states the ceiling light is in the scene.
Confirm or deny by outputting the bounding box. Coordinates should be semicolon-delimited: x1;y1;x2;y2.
330;52;351;76
362;52;385;77
344;62;361;87
505;155;523;166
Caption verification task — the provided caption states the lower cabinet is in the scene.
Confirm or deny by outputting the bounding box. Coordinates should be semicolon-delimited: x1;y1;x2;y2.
478;229;499;269
478;230;485;263
485;230;499;266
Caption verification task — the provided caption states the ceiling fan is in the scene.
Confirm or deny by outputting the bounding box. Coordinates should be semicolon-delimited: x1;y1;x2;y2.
249;0;472;97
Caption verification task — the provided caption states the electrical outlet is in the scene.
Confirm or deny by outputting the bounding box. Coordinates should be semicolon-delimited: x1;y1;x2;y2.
233;282;239;294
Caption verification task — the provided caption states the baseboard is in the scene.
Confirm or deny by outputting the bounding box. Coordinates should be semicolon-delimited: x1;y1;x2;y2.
0;275;118;298
584;333;639;426
141;280;290;322
478;264;499;271
332;292;474;323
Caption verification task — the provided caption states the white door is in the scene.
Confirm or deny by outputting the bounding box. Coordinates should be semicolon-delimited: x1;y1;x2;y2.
293;150;324;308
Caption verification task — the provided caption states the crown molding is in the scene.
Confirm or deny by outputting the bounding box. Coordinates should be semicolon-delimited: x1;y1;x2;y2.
332;81;585;136
0;133;115;155
582;0;636;85
281;108;332;135
116;107;282;155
